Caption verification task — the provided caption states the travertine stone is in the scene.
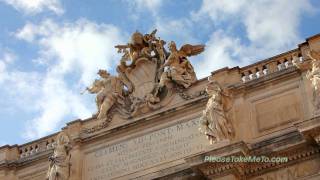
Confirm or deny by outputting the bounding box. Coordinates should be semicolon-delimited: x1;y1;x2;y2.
46;132;72;180
84;69;124;120
306;50;320;115
1;33;320;180
84;30;205;124
199;77;234;144
251;158;320;180
82;118;211;180
158;41;204;89
254;87;302;132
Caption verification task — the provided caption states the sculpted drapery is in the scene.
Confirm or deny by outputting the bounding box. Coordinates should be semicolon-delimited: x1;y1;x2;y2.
199;78;234;144
82;30;205;121
306;50;320;113
46;132;71;180
85;69;124;119
158;41;204;89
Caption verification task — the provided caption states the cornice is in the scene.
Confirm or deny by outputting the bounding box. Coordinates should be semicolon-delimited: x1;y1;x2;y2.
186;118;320;179
79;94;208;142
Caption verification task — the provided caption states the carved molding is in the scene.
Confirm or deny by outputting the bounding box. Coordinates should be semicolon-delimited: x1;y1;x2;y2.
188;139;320;180
295;116;320;146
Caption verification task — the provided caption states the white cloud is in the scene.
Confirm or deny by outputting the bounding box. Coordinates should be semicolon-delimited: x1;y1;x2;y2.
0;49;42;113
194;31;244;78
2;0;63;15
2;0;315;140
153;18;198;45
192;0;247;22
126;0;163;17
192;0;313;78
244;0;311;48
24;74;91;139
0;50;16;83
16;19;123;84
133;0;162;11
13;19;124;139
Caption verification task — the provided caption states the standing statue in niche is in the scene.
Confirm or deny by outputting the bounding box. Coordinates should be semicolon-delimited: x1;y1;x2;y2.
306;50;320;114
199;77;234;144
84;69;124;119
46;132;72;180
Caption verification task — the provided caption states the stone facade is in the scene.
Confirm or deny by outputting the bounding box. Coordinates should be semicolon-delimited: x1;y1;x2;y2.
1;33;320;180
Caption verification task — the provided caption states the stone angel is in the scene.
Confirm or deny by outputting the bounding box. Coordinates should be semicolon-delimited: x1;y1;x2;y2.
158;41;205;89
199;78;234;144
84;70;124;119
46;132;72;180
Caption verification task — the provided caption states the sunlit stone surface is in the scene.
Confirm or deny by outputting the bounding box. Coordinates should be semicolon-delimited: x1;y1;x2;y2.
1;33;320;180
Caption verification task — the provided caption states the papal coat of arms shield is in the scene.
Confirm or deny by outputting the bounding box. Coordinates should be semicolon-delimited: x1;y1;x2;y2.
125;57;158;99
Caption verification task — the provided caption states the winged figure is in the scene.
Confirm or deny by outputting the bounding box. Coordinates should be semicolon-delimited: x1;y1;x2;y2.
158;41;205;89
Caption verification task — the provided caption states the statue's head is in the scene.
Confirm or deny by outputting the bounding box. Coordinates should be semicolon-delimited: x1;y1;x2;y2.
168;41;177;52
206;82;221;95
97;69;110;78
57;132;70;146
131;31;144;45
206;77;222;96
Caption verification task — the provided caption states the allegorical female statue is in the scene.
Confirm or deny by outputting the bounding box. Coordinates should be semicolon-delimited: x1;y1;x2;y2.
46;132;71;180
199;77;234;144
307;50;320;113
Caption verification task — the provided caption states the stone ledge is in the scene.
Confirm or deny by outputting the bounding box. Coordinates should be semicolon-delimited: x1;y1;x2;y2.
185;116;320;179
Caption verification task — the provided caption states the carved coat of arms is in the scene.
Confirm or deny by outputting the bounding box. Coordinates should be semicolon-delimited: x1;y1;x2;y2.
83;29;205;131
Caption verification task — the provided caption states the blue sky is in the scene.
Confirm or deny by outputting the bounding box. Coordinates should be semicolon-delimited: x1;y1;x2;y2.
0;0;320;146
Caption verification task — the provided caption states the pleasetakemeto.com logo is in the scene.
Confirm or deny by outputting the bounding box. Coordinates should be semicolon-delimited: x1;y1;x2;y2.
204;155;288;163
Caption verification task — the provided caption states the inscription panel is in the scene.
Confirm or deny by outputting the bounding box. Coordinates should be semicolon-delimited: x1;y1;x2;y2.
83;118;210;180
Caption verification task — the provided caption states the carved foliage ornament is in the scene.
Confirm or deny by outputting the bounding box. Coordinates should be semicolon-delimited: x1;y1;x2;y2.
199;77;234;144
83;29;205;124
46;132;72;180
